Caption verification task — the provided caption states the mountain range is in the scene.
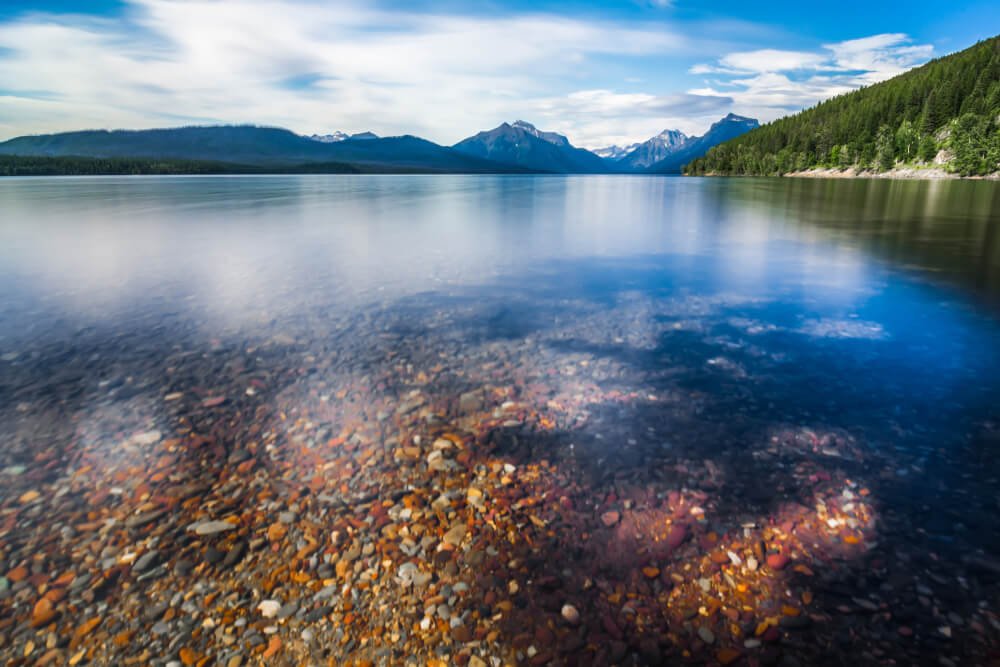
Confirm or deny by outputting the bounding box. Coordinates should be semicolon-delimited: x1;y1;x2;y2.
647;114;760;173
0;126;518;173
597;129;689;169
0;113;759;175
308;131;380;143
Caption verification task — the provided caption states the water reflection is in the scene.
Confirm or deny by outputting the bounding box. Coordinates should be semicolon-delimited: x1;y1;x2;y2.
0;175;999;666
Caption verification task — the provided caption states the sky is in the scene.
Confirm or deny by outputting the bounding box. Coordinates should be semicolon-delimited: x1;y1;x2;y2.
0;1;997;149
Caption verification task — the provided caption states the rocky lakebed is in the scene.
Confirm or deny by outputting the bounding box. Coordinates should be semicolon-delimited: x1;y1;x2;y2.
1;280;1000;667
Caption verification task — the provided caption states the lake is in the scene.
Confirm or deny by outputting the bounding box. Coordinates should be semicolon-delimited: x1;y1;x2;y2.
1;175;999;665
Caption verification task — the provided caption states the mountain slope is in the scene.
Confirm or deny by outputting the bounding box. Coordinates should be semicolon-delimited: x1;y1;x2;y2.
593;144;636;161
0;125;526;173
647;114;759;173
685;35;1000;177
616;129;688;169
452;121;610;173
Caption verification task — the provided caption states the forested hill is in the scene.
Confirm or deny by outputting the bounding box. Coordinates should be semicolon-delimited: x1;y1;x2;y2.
685;35;1000;177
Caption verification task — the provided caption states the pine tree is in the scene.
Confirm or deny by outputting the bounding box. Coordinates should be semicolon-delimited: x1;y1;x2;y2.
918;135;938;163
876;126;896;171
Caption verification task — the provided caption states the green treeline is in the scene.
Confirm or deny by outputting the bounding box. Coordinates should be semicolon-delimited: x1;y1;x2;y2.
685;36;1000;177
0;155;376;176
0;155;271;176
0;154;500;176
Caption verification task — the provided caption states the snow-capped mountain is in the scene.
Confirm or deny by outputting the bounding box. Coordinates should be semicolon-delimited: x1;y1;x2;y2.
593;143;639;160
617;129;689;169
308;131;379;143
309;131;349;143
646;114;760;173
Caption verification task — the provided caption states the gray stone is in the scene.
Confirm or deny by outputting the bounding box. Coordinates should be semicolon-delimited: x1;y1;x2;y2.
137;565;167;582
277;602;299;620
304;605;332;622
133;550;159;573
126;510;167;529
189;520;237;536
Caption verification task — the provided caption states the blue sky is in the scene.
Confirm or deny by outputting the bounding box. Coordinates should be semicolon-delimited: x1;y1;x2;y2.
0;1;996;147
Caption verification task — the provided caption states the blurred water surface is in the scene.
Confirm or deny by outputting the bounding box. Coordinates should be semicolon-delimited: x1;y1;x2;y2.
2;175;1000;663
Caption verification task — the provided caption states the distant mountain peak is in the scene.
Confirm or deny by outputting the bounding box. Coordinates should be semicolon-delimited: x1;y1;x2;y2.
453;120;606;173
645;112;760;173
507;120;570;147
611;128;690;168
308;130;382;143
309;131;349;143
656;128;688;140
718;113;759;126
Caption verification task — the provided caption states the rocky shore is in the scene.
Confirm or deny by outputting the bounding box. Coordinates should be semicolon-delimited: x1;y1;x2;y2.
783;167;998;180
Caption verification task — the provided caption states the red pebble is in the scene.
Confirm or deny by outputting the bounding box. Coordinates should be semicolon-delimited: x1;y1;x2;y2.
766;552;790;570
667;523;688;550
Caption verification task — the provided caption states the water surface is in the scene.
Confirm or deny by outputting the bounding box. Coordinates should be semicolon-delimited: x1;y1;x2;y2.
1;175;999;666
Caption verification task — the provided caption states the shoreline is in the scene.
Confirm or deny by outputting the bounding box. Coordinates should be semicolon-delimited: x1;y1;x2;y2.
786;166;1000;180
698;167;1000;181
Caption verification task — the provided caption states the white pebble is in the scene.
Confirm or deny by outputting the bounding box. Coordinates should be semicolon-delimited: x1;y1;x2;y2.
257;600;281;618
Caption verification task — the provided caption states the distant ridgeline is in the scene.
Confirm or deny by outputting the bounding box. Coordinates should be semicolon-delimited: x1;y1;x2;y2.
0;115;759;176
685;35;1000;177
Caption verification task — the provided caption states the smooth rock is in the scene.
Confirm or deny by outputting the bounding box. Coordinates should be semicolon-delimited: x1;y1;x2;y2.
222;542;246;569
257;600;281;618
766;552;790;570
132;551;159;573
132;430;162;445
189;520;237;536
277;602;299;620
561;604;581;625
443;523;467;546
126;510;167;529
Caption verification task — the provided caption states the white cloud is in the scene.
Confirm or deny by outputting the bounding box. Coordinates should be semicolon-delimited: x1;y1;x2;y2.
0;3;932;150
689;33;933;123
0;0;688;146
525;89;732;147
825;33;934;83
719;49;827;73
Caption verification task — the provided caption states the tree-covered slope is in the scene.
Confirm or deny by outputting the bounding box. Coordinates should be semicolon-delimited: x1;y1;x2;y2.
685;35;1000;177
